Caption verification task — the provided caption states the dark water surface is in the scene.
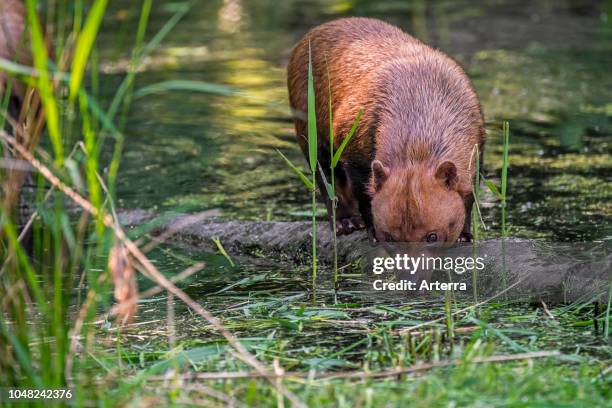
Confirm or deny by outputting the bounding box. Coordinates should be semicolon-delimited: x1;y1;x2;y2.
98;0;611;242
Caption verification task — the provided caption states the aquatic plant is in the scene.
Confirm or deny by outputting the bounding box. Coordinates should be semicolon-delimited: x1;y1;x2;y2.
322;67;363;292
0;0;214;396
277;43;319;295
212;236;235;267
279;46;364;296
501;121;510;237
482;121;511;237
0;0;120;390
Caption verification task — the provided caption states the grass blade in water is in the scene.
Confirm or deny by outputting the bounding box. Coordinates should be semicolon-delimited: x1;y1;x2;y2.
69;0;108;102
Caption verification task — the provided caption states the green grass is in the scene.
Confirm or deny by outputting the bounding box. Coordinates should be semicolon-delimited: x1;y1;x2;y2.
0;0;185;399
212;237;235;267
501;121;510;238
276;43;319;299
0;3;609;407
307;42;319;297
327;97;363;291
482;121;511;238
279;47;363;297
68;0;107;103
25;0;62;164
117;360;606;407
55;273;610;406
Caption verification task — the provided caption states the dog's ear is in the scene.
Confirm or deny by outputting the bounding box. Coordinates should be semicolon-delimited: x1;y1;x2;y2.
371;160;389;191
435;161;458;190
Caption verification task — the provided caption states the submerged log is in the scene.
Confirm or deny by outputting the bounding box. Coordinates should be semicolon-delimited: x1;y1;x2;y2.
118;209;611;304
117;209;369;263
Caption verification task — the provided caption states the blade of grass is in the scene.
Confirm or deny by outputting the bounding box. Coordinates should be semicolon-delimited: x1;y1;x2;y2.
0;57;40;77
25;0;63;164
78;92;104;234
332;108;363;167
0;57;123;142
307;42;317;174
327;59;334;169
115;0;151;131
68;0;108;103
107;0;178;194
501;121;510;199
107;0;153;196
0;319;42;387
471;143;486;236
0;77;13;130
317;162;333;200
73;0;84;33
212;237;235;267
501;121;510;237
482;177;503;199
275;149;314;190
605;282;611;339
306;43;318;297
327;61;340;293
1;218;48;315
468;316;529;353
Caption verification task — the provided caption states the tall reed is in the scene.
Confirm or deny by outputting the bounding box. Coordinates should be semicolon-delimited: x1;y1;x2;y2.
482;121;510;237
326;96;362;291
307;43;318;294
280;47;363;295
277;44;319;296
0;0;188;400
501;121;510;238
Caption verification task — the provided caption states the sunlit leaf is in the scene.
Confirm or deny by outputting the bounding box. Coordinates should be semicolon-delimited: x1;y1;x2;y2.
69;0;108;102
25;0;63;163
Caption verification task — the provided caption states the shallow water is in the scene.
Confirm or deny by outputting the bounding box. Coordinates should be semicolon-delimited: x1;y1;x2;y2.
121;242;611;367
77;2;612;378
98;0;611;242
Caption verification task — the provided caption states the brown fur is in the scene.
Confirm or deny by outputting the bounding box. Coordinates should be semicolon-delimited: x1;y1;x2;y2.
287;17;485;242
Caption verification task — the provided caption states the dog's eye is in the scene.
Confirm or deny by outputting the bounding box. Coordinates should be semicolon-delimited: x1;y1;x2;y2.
425;232;438;243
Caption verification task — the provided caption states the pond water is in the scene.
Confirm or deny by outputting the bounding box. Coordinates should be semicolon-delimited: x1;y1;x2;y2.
97;0;611;243
77;2;612;375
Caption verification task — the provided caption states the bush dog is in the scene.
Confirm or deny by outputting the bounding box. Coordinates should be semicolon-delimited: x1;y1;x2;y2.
287;17;485;243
